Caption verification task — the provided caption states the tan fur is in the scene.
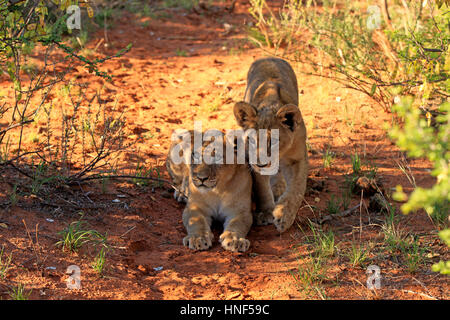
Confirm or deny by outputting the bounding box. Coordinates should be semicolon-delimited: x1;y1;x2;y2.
167;130;253;252
234;57;308;233
166;130;191;203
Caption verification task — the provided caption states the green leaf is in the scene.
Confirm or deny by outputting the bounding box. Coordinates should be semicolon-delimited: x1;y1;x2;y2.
369;84;377;96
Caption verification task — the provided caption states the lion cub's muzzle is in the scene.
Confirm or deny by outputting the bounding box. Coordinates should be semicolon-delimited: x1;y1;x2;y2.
250;161;274;175
191;167;217;190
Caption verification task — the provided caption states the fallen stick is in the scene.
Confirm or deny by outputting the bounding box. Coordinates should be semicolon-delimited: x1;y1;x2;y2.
316;204;361;224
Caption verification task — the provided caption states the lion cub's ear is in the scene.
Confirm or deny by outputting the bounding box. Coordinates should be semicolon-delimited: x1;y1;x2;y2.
233;102;257;128
171;129;192;144
276;104;302;132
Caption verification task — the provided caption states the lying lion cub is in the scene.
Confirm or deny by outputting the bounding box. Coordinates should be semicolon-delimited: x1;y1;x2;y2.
166;130;253;252
233;57;308;233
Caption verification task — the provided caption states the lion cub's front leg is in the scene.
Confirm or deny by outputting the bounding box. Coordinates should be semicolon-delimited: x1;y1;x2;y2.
182;206;214;251
174;175;189;203
219;210;253;252
272;157;308;233
252;173;275;226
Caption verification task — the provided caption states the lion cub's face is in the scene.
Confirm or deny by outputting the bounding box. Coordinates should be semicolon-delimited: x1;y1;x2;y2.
168;129;241;192
233;102;302;173
189;160;219;190
189;132;239;192
189;140;236;192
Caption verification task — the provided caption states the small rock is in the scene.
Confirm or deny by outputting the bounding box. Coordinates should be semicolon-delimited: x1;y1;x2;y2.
353;176;383;197
137;265;148;274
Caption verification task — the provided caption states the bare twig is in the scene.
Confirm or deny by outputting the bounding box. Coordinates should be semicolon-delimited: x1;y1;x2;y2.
119;225;136;239
316;204;361;225
412;277;438;300
388;288;438;300
74;174;172;186
380;0;393;30
0;151;39;166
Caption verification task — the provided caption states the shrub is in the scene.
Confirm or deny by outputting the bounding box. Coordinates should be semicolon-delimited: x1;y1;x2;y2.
247;0;450;112
0;0;132;192
390;98;449;274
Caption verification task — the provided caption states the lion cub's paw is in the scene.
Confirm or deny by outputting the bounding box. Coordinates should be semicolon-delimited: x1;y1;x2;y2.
219;232;250;252
273;217;288;233
273;206;296;233
183;232;213;251
254;211;274;226
174;189;188;203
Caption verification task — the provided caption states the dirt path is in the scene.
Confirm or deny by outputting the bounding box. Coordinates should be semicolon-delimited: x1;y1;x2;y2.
0;1;448;300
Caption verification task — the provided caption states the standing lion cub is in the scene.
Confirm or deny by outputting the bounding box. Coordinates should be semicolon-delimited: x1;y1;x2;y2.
166;130;253;252
233;57;308;233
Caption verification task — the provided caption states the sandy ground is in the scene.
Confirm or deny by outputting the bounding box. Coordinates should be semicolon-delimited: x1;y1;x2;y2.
0;1;448;300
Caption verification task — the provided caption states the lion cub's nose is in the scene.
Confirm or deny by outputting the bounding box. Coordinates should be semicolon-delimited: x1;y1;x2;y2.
196;171;210;182
256;163;267;168
256;162;270;168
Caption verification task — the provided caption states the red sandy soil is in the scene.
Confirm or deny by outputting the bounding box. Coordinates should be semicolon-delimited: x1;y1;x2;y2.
0;1;448;300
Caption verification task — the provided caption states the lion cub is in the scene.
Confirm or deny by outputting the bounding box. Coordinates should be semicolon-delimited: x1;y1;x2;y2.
233;57;308;233
166;130;253;252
